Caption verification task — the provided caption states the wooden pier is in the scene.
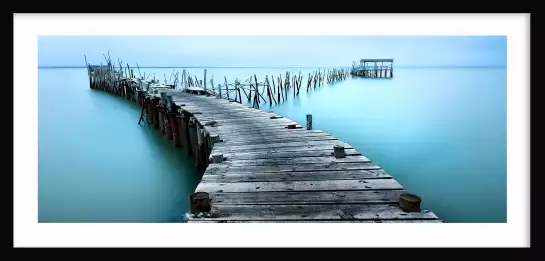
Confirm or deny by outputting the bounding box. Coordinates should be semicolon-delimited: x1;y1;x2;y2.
350;59;394;78
171;92;440;223
84;53;441;223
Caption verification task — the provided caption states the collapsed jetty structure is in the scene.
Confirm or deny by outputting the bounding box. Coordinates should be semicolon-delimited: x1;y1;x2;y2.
350;59;394;78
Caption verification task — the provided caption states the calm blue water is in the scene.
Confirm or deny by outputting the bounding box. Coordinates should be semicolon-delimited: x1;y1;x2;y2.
38;69;199;222
38;66;506;223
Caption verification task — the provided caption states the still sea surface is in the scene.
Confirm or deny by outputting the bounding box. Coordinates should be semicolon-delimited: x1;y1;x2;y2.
38;66;506;223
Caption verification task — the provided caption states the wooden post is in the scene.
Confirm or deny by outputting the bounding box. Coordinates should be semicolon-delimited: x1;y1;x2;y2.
399;193;422;212
197;124;206;166
306;114;312;130
201;130;211;169
391;62;394;78
182;69;187;89
188;117;198;158
164;111;173;140
152;100;160;129
333;145;345;158
171;113;182;147
180;113;190;153
158;108;166;135
203;69;207;93
236;78;242;103
165;95;173;115
224;77;229;100
210;134;220;144
211;153;223;163
190;192;211;214
217;84;222;99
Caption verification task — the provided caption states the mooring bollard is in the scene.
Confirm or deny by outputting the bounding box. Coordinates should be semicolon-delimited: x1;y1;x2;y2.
333;145;345;158
190;192;211;214
306;114;312;130
399;193;422;212
210;134;220;143
211;153;223;163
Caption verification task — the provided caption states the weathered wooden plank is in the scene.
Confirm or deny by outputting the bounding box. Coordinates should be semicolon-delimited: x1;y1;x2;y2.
214;144;357;154
176;102;268;112
221;148;360;160
213;140;351;151
220;136;339;146
179;107;274;116
218;132;331;143
199;120;298;128
196;114;284;121
195;115;291;124
210;123;301;130
204;122;303;131
207;128;313;137
209;190;405;204
188;112;279;119
195;178;402;193
188;219;444;223
206;162;382;174
223;155;371;167
188;204;438;221
200;169;391;182
197;114;279;119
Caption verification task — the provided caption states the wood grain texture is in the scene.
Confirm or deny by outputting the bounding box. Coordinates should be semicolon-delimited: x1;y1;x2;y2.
165;91;440;223
195;178;402;193
188;204;438;221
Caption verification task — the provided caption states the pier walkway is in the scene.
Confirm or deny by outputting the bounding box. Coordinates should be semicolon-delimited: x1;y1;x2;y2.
164;91;441;223
85;57;440;223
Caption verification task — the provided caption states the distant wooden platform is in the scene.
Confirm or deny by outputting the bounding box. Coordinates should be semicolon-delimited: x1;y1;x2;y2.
164;91;441;223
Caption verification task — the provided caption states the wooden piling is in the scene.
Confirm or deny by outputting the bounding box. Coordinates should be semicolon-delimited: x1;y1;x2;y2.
152;99;160;129
306;114;312;130
188;117;198;159
211;153;223;163
399;193;422;212
180;113;191;154
333;145;346;158
197;123;207;167
190;192;211;214
171;113;182;147
158;107;166;135
164;110;173;140
204;69;207;93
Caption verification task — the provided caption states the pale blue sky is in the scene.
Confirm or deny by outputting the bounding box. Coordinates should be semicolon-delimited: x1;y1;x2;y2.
38;36;506;67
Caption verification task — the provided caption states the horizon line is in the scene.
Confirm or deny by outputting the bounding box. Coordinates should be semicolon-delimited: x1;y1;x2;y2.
38;65;507;69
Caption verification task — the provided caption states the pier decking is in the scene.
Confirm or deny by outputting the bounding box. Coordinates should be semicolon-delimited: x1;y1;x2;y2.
85;54;441;223
164;92;441;223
